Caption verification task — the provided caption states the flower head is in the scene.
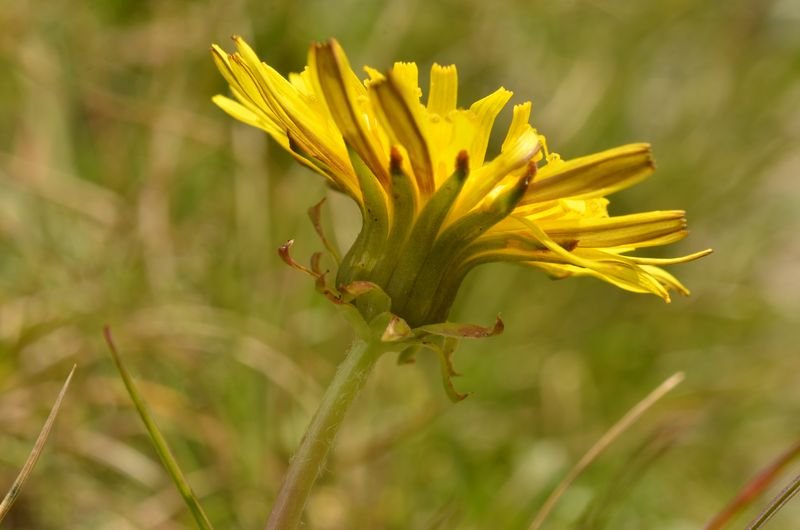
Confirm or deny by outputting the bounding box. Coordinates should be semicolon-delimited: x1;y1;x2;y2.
211;37;710;328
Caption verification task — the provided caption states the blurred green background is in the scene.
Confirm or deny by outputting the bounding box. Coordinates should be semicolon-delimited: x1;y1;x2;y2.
2;0;799;528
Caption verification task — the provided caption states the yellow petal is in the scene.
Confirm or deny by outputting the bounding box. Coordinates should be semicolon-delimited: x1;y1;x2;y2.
312;39;390;187
427;64;458;116
537;210;687;248
212;94;265;130
362;66;385;85
530;262;671;300
223;50;274;117
640;265;691;296
211;44;240;91
523;143;654;204
222;38;359;198
626;248;713;265
371;73;434;197
501;102;532;152
460;87;513;167
452;128;539;218
391;62;422;100
511;215;671;300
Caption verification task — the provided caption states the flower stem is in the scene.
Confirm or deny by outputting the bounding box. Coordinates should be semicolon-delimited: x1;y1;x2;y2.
265;337;384;530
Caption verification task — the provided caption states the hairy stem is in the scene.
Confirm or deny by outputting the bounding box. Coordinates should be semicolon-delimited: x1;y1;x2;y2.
265;338;384;530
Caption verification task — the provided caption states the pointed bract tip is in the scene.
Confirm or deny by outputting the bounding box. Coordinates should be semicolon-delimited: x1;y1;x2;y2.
456;150;469;174
527;160;538;181
287;130;302;154
277;239;321;280
491;315;505;336
498;171;534;213
561;240;579;252
516;169;534;194
390;146;404;174
278;239;295;260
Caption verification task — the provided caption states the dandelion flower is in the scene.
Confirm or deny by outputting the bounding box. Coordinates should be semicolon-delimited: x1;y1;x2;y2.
211;37;710;327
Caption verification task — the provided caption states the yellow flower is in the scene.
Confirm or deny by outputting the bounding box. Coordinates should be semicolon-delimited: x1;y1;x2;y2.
211;37;710;327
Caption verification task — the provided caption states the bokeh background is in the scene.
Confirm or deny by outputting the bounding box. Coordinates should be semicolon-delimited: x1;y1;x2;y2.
2;0;799;529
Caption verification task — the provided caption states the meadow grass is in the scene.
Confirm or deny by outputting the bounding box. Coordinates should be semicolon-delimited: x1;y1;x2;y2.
1;1;799;528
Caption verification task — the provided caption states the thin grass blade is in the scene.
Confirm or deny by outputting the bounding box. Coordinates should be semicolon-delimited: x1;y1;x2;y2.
527;371;685;530
576;420;684;529
103;326;215;530
706;440;800;530
0;364;76;523
746;472;800;530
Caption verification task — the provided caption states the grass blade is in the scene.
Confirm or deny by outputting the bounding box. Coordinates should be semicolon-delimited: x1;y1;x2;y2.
746;472;800;530
577;421;684;529
103;326;215;530
706;440;800;530
0;364;76;523
527;371;685;530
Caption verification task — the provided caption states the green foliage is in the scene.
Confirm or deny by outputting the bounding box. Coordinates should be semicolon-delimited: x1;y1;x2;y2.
1;1;799;528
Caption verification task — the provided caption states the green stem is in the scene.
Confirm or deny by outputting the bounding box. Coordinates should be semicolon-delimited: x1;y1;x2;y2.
265;338;385;530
